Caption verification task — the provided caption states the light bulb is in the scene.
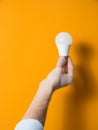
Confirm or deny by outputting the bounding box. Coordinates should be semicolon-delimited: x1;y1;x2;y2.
55;32;72;56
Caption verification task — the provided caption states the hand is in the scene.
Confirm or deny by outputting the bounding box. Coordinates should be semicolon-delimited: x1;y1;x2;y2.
40;56;74;91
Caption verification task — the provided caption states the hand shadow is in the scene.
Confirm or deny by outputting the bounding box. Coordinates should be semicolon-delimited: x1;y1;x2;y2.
62;43;97;130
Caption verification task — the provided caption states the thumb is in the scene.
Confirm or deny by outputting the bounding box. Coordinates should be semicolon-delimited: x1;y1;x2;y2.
56;56;68;68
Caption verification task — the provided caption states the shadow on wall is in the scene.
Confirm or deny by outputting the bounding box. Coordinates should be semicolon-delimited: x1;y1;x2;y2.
63;43;96;130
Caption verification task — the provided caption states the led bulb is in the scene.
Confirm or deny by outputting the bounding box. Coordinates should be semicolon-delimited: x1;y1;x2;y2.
55;32;72;56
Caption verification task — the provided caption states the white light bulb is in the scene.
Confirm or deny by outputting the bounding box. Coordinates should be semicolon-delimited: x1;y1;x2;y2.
55;32;72;56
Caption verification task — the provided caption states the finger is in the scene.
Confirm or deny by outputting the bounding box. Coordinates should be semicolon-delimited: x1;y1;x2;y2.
56;56;68;68
67;57;74;74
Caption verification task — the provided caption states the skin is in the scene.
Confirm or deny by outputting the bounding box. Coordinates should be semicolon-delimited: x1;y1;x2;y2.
23;56;74;126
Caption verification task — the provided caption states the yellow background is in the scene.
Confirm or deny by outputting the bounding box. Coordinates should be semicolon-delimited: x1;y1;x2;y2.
0;0;98;130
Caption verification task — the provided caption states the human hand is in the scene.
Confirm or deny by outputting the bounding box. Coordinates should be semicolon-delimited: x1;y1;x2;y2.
40;57;74;91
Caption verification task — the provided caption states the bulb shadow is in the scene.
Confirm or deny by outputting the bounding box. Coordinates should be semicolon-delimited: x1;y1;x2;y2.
62;43;97;130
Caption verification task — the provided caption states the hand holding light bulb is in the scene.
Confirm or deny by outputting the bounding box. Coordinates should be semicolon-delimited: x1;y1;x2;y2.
40;32;74;91
55;32;72;73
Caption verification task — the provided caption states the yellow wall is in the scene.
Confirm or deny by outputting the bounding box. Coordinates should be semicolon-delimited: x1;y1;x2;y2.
0;0;98;130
